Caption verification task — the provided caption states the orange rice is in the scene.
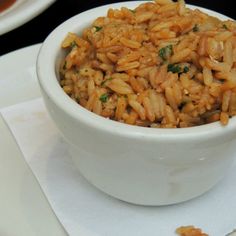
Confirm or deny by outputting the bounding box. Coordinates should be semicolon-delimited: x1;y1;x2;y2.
176;225;208;236
59;0;236;128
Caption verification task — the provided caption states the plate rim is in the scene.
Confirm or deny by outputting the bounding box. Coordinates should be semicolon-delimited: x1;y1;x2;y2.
0;43;42;109
0;42;67;236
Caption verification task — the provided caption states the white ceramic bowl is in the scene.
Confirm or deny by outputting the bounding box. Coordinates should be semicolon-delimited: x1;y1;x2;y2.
37;1;236;205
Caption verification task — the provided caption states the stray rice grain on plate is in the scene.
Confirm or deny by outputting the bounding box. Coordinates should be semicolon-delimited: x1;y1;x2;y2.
176;225;208;236
59;0;236;128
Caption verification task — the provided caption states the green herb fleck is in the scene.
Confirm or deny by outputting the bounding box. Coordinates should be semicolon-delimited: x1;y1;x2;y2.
101;77;112;86
70;41;78;48
158;45;173;61
167;64;181;73
178;101;187;110
129;9;135;13
222;24;228;30
99;93;109;103
183;66;189;73
94;26;103;32
63;61;67;70
193;24;199;32
167;64;189;74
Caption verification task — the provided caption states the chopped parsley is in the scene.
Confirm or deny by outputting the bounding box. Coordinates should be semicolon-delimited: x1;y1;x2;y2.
129;9;135;13
70;41;78;48
101;77;112;86
63;61;67;70
183;66;189;73
193;24;199;32
76;97;80;103
99;93;109;103
222;24;228;30
178;101;187;110
167;64;181;73
167;64;189;74
94;26;103;32
158;45;173;61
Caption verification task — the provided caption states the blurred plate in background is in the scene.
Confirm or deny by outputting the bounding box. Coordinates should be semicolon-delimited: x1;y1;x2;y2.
0;0;56;35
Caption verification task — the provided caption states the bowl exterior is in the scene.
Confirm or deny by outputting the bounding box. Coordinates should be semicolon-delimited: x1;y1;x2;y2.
40;89;236;205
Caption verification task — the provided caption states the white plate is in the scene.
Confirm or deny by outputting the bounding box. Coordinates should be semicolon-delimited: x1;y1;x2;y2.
0;4;236;236
0;44;66;236
0;0;56;35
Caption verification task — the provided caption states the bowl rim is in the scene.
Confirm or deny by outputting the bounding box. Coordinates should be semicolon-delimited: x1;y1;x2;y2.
37;1;236;142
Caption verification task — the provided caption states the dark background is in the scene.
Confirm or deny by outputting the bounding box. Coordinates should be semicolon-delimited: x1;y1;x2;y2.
0;0;235;56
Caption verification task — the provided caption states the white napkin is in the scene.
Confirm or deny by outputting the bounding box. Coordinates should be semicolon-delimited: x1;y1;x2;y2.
1;98;236;236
